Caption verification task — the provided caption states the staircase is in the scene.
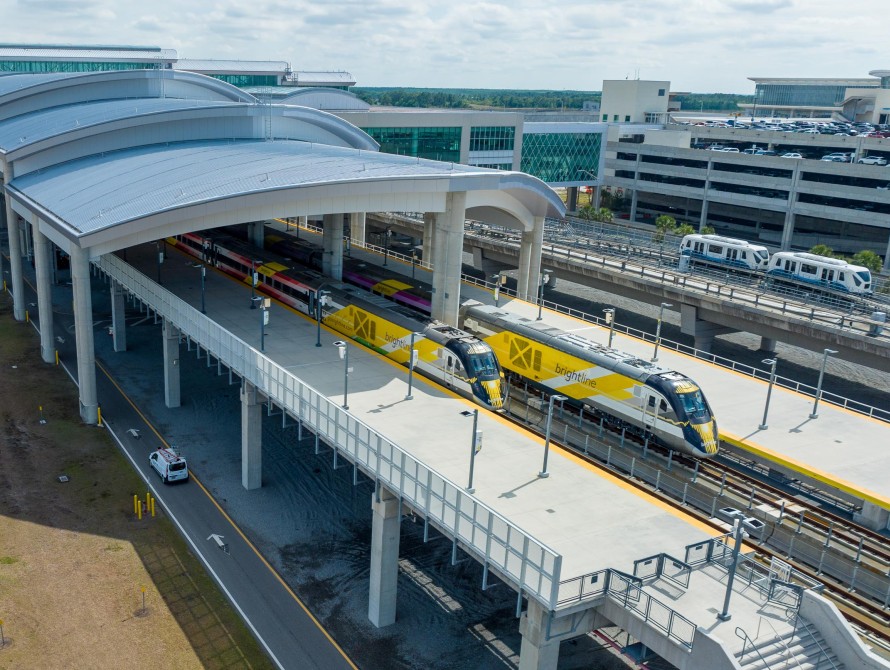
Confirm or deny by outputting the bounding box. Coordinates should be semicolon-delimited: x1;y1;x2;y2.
736;620;844;670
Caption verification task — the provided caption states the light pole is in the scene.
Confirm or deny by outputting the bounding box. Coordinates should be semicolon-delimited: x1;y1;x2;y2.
249;260;259;308
717;517;748;622
156;240;165;285
411;250;417;280
809;348;838;419
333;340;350;410
536;269;553;321
758;358;778;430
466;408;482;493
316;289;330;347
405;331;421;400
252;297;270;351
538;393;567;478
493;273;507;306
603;308;616;348
651;302;673;362
193;263;206;314
383;228;392;266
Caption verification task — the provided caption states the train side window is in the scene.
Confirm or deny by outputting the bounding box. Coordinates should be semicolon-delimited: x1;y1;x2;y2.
533;350;542;372
710;245;723;256
647;396;656;408
801;263;817;275
838;272;845;282
660;399;667;412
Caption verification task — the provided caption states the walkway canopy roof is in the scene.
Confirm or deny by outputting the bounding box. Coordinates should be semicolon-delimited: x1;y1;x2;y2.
1;69;564;256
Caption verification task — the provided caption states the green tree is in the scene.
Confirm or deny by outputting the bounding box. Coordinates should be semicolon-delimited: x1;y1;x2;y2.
595;207;613;224
808;244;836;258
701;225;716;235
654;215;677;242
851;250;883;274
675;223;696;237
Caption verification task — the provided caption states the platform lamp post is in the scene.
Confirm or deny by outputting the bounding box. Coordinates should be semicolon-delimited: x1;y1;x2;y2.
249;260;260;308
383;228;392;266
651;302;673;362
809;348;838;419
411;249;418;280
538;393;567;478
717;517;748;622
315;289;330;347
603;308;616;348
156;240;165;285
253;297;270;352
758;358;778;430
332;340;350;410
465;408;482;494
405;331;421;400
192;263;206;314
536;269;553;320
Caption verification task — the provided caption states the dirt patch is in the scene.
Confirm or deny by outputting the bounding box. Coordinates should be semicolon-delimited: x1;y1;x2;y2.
0;298;273;670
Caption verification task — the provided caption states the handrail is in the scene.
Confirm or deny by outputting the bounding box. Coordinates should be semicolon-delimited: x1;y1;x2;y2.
792;615;840;670
761;615;804;670
736;626;773;669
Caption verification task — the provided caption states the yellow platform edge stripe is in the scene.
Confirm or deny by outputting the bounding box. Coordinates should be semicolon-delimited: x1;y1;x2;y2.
720;431;890;510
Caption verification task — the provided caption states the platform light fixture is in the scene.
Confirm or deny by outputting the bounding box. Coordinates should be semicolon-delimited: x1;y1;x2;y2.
383;227;392;266
493;273;507;307
405;331;422;400
249;259;260;308
316;289;331;347
538;393;567;478
809;348;838;419
758;358;778;430
717;516;749;622
465;408;482;494
537;269;553;321
192;263;206;314
651;302;673;362
603;308;616;348
333;340;350;410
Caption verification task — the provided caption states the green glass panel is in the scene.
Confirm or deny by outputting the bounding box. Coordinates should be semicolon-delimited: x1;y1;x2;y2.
520;132;601;183
469;126;515;152
0;60;156;73
361;126;461;162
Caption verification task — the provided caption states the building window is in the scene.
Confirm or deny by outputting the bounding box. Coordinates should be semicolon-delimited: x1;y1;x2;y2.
0;60;160;73
658;89;666;96
469;126;515;152
613;114;619;122
360;126;461;162
474;163;513;170
625;115;631;122
210;74;279;87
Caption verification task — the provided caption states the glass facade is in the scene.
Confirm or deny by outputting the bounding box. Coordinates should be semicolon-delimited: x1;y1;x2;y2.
755;83;877;108
0;60;159;73
469;126;515;152
520;132;602;184
474;162;513;170
361;126;461;162
210;74;279;87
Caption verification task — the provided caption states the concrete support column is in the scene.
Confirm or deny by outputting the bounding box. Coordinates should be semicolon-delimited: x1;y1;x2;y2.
883;233;890;273
629;190;639;224
780;211;796;251
517;229;534;300
680;303;736;353
699;197;710;232
853;501;890;531
241;381;262;490
247;221;265;248
368;487;401;628
70;245;98;424
527;216;545;303
566;186;578;213
430;192;466;326
321;213;344;280
518;600;560;670
162;318;181;409
592;186;602;210
32;220;55;364
422;212;435;263
111;280;127;352
349;212;366;246
6;198;25;321
781;167;801;251
759;337;777;353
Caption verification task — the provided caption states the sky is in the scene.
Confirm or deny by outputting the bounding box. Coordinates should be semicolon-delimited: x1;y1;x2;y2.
2;0;888;93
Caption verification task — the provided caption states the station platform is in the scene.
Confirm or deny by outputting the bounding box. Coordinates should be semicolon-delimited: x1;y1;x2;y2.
291;224;890;528
121;242;716;584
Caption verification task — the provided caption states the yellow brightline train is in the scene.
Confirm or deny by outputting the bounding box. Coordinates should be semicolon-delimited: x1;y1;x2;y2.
460;301;719;458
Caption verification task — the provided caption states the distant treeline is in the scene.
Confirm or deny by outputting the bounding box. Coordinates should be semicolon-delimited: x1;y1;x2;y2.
351;87;752;113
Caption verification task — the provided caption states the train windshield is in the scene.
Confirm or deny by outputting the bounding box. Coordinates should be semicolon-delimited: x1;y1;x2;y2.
855;270;871;288
467;351;500;378
677;390;711;422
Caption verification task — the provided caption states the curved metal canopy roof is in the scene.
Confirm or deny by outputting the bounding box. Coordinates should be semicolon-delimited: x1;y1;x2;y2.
2;70;564;256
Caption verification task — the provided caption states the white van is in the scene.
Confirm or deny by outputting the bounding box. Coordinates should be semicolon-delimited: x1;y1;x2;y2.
149;448;189;483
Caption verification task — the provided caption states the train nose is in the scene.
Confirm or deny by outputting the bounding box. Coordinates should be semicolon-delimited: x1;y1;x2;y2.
481;379;504;409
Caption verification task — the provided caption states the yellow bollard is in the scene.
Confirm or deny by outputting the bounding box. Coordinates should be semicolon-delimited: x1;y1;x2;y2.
55;350;59;366
97;406;102;427
137;501;142;521
150;496;155;517
133;494;138;516
146;491;150;509
25;310;29;323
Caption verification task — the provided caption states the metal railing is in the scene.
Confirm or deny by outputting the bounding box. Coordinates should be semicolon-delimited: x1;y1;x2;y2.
556;567;697;650
736;626;773;669
633;552;692;590
96;253;564;610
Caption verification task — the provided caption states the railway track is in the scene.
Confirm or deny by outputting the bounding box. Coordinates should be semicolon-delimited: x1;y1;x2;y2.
502;379;890;645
